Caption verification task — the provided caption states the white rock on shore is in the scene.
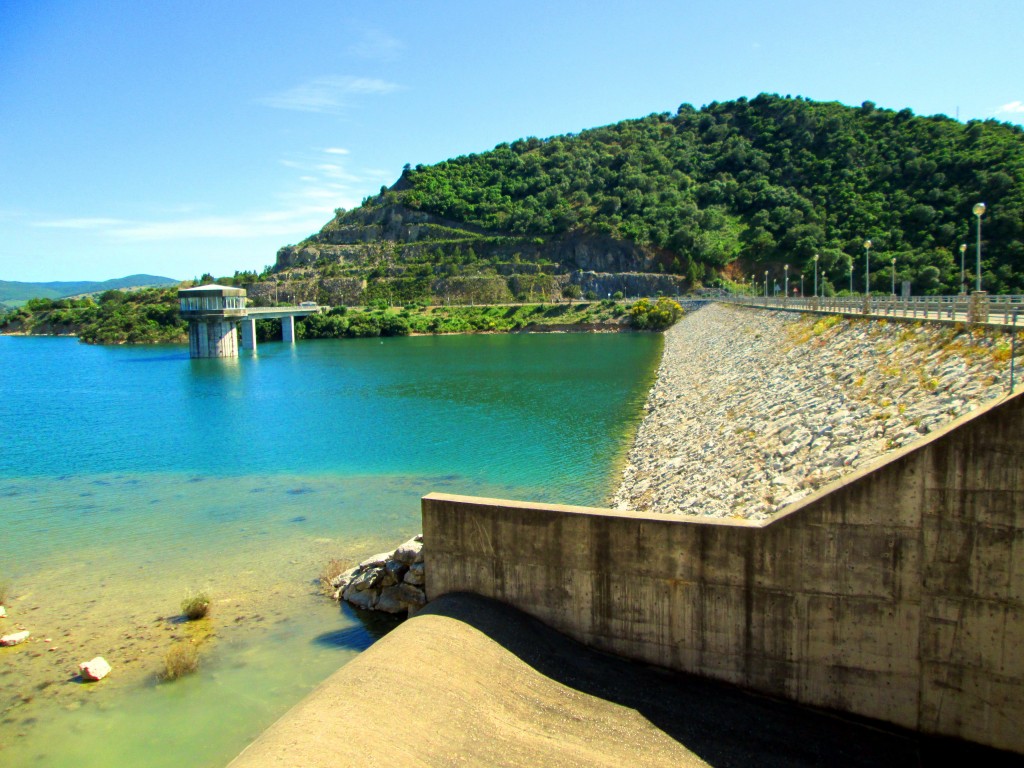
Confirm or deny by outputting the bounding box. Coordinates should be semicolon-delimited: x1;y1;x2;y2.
1;630;30;647
79;656;112;681
614;303;1018;520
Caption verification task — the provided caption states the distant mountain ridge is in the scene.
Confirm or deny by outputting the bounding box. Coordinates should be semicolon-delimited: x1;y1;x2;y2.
0;274;179;308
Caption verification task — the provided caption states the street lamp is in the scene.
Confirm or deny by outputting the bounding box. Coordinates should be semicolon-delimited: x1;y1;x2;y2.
764;270;769;299
848;262;853;295
891;257;896;295
813;253;819;298
863;239;872;294
973;202;986;291
959;243;967;294
800;273;804;298
784;264;789;300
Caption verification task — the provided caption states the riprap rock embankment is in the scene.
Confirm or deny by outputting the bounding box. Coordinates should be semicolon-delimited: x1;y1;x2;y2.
614;303;1016;520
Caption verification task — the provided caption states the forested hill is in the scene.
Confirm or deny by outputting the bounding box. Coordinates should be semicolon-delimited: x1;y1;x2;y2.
287;94;1024;295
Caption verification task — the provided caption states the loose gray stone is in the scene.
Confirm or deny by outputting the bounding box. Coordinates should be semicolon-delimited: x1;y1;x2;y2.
392;538;423;565
398;583;427;607
344;586;377;610
613;304;1013;521
404;562;425;586
374;586;406;614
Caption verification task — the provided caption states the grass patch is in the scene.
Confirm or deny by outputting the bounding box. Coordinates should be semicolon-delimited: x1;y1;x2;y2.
992;341;1013;363
0;582;9;606
181;590;210;621
161;642;199;681
319;559;348;595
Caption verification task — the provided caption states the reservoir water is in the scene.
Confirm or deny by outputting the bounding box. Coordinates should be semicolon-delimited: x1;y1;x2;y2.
0;331;661;766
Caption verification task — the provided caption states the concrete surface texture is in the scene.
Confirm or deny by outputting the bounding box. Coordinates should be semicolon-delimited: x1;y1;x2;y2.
423;387;1024;754
228;593;1019;767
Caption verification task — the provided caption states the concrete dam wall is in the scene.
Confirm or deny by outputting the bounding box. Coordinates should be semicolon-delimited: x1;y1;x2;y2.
423;386;1024;753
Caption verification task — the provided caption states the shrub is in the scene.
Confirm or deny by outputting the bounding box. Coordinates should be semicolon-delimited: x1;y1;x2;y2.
629;297;684;330
162;642;199;681
319;559;348;595
612;291;624;300
181;591;210;620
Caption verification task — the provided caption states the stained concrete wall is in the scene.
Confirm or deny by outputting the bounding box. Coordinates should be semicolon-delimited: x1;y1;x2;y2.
422;388;1024;753
187;319;238;358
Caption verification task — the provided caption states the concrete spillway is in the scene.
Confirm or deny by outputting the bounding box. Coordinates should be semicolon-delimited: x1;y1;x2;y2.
229;593;1013;767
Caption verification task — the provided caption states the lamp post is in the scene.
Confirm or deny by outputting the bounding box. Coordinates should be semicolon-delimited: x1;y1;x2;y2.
800;273;804;298
863;239;872;294
891;257;896;295
813;253;819;298
848;262;853;295
784;264;789;300
973;202;986;291
764;270;769;299
959;243;967;294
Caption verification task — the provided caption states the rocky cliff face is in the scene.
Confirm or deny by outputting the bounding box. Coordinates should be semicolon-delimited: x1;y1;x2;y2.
276;203;662;275
242;270;687;308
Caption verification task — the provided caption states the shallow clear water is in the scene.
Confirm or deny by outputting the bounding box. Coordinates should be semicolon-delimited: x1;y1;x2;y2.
0;331;661;766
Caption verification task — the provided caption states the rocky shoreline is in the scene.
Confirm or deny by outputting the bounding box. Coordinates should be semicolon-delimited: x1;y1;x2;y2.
330;535;427;615
614;303;1017;520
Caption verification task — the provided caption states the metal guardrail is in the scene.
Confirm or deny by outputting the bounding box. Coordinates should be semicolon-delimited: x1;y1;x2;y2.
721;293;1024;327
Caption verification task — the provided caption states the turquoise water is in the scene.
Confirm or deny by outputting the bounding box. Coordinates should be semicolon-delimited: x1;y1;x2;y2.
0;332;661;766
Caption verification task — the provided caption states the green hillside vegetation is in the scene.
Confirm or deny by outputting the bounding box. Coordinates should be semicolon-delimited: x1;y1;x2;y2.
306;94;1023;294
0;288;187;344
254;297;681;341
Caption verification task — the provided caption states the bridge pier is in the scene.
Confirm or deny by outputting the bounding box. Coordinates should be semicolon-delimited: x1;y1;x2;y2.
240;317;257;353
187;319;239;358
282;315;295;344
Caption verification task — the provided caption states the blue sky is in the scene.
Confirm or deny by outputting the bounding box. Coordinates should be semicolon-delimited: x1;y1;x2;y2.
2;0;1022;282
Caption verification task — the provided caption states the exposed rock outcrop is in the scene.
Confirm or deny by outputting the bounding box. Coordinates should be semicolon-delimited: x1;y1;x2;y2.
275;201;666;276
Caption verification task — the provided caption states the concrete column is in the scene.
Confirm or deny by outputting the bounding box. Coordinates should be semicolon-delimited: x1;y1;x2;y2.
186;319;239;358
197;321;210;358
282;315;295;344
240;317;257;352
969;291;989;325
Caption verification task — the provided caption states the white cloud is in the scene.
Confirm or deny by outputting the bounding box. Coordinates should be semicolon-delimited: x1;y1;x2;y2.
323;147;350;155
28;147;397;247
31;208;332;243
257;75;400;114
111;208;331;241
995;100;1024;115
346;30;403;61
34;217;127;230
